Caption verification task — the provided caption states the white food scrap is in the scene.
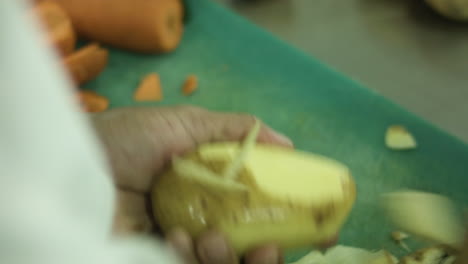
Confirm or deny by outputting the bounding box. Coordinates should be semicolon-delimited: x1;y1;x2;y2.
223;120;260;180
289;250;325;264
385;125;417;150
172;157;247;192
289;245;398;264
399;246;456;264
381;190;465;250
392;231;411;252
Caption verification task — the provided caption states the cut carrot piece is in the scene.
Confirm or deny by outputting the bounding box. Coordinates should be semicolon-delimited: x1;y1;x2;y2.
32;1;76;56
182;74;198;96
134;73;163;102
78;90;109;113
64;43;108;85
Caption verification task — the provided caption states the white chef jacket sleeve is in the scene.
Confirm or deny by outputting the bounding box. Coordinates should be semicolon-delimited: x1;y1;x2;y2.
0;1;180;264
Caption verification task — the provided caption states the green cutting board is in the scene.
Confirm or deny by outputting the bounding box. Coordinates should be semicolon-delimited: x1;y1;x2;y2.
83;0;468;261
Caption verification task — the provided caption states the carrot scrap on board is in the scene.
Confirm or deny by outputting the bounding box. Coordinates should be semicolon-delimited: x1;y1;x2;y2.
78;90;109;113
134;73;163;102
64;43;108;85
182;74;198;96
32;1;76;56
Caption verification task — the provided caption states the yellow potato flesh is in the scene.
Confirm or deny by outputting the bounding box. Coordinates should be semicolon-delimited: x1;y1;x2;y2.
151;143;356;254
199;144;349;204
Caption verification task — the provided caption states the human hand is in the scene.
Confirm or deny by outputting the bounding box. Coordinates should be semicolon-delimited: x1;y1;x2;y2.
91;106;293;264
458;230;468;264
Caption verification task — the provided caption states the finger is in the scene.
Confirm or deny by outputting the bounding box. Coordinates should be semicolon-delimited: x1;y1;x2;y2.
208;113;293;148
185;107;293;148
244;244;283;264
456;228;468;264
196;230;238;264
162;106;293;159
112;189;153;235
167;228;199;264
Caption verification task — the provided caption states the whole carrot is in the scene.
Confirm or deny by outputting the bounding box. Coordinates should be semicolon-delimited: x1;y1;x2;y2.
50;0;184;53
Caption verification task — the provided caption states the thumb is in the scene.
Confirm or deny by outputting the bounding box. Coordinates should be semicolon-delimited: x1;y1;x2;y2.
181;106;293;148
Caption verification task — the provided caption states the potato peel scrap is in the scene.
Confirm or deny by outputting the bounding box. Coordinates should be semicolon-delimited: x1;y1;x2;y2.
223;120;261;181
385;125;417;150
381;190;465;250
289;250;325;264
289;245;398;264
399;246;456;264
171;121;261;192
172;157;247;192
392;231;411;252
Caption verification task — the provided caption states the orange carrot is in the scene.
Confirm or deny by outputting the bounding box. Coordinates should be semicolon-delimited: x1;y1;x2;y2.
78;90;109;113
32;1;76;56
50;0;184;53
64;43;108;85
182;74;198;96
134;73;163;101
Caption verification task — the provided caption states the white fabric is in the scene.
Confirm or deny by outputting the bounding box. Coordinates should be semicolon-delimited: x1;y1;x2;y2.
0;1;179;263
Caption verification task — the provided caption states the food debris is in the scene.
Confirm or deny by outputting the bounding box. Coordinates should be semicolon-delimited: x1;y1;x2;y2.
134;73;162;101
78;90;109;113
172;157;248;192
170;121;262;192
399;246;456;264
392;231;410;241
385;125;417;150
64;43;109;85
392;231;411;252
223;120;260;181
381;190;465;250
371;250;399;264
182;74;198;96
289;245;398;264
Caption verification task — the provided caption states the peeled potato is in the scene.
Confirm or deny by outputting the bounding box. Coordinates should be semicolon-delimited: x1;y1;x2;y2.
151;143;356;255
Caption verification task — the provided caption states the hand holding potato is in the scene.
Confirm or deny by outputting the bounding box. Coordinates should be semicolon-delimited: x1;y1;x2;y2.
91;106;293;264
457;231;468;264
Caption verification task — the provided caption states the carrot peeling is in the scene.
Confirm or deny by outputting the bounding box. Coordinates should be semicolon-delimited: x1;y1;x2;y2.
78;90;109;113
182;74;198;96
134;73;163;102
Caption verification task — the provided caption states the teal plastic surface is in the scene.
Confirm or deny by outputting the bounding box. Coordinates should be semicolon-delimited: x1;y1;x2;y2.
83;0;468;261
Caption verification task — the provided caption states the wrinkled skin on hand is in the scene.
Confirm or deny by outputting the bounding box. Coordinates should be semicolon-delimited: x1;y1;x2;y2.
91;106;293;264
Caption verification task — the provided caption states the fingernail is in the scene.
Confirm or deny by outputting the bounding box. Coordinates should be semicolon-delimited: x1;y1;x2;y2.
198;234;232;264
271;131;294;147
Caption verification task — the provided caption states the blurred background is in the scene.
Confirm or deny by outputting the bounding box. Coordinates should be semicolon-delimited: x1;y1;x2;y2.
215;0;468;143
